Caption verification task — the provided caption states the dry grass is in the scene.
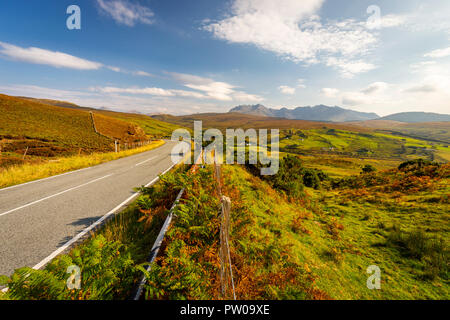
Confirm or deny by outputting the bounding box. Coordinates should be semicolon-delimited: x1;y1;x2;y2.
0;140;165;189
92;113;148;142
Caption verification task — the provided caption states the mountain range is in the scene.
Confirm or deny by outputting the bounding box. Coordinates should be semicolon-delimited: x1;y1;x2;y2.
229;105;450;123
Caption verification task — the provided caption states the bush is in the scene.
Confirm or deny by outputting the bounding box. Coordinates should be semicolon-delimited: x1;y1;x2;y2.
361;164;376;174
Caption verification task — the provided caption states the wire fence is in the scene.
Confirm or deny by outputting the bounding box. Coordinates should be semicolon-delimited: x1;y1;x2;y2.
114;140;155;153
214;162;236;300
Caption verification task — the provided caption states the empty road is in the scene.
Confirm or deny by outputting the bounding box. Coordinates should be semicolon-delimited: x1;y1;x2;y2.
0;140;179;277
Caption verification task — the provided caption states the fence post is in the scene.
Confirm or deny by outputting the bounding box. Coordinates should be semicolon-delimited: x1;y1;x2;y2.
23;146;29;160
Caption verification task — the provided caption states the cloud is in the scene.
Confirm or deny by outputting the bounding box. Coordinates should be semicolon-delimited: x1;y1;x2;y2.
167;72;264;102
92;86;176;96
361;82;388;95
132;70;154;77
278;86;296;95
341;94;369;107
107;66;122;72
96;0;154;26
0;84;89;100
424;47;450;58
377;14;407;29
0;42;103;70
204;0;378;77
403;84;437;93
297;79;306;89
326;58;376;79
320;88;339;98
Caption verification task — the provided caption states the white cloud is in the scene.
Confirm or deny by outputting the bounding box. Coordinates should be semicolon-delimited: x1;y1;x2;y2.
404;84;437;93
0;42;103;70
107;66;122;72
361;82;388;95
326;58;376;79
297;79;306;89
424;47;450;58
167;72;264;102
132;70;154;77
0;84;89;100
92;86;176;96
377;14;407;28
320;88;339;98
278;85;296;95
96;0;154;27
204;0;378;77
232;91;265;102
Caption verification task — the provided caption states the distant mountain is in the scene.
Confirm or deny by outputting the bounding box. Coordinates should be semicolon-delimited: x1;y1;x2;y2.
230;104;379;122
379;112;450;123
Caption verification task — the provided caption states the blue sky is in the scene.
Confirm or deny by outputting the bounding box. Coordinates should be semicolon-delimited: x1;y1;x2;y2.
0;0;449;116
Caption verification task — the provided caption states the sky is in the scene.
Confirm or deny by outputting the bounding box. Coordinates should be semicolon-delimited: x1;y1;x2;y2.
0;0;449;116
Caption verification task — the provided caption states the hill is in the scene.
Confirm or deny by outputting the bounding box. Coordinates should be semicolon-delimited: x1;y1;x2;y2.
0;94;183;169
349;120;450;144
380;112;450;123
18;96;182;139
151;112;371;132
230;104;380;122
17;97;94;111
0;94;112;154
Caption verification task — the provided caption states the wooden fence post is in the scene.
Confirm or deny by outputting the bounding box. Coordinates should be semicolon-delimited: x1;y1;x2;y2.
23;146;29;160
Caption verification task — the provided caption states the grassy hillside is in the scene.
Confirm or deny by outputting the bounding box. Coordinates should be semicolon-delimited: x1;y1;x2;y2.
0;94;112;153
0;94;184;170
18;96;183;138
136;159;449;300
91;113;148;143
279;128;450;163
350;120;450;144
99;110;182;138
229;161;448;299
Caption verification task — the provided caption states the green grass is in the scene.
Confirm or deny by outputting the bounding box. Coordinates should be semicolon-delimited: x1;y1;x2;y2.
221;163;449;299
279;128;448;163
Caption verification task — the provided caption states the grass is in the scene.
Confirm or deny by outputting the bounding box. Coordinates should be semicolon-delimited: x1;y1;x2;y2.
279;128;450;163
91;113;148;143
0;140;165;189
98;110;183;138
0;165;187;300
221;162;449;299
0;94;112;152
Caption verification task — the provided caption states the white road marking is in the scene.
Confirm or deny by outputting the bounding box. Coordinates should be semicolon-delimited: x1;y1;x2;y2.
135;156;157;167
0;174;113;218
0;167;93;192
32;160;179;271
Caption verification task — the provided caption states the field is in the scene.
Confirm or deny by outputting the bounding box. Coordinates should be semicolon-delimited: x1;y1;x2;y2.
279;128;450;163
349;120;450;144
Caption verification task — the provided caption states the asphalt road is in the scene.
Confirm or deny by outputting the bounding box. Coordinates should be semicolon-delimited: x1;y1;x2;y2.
0;140;179;277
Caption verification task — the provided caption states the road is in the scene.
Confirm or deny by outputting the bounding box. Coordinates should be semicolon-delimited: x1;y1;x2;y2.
0;140;179;277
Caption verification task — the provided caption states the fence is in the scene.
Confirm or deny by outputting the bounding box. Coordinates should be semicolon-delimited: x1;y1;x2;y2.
214;163;236;300
114;140;154;153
